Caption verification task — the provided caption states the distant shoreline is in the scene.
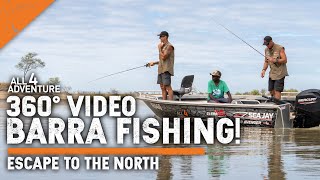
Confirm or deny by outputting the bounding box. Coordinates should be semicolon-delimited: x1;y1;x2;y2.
0;91;134;100
0;90;298;101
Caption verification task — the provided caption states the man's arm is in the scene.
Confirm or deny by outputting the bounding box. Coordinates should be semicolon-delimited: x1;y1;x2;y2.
261;56;269;78
158;48;162;61
223;83;232;103
266;48;287;64
226;91;232;103
158;42;165;61
147;61;159;67
159;46;173;61
277;48;287;64
208;82;215;100
209;93;215;100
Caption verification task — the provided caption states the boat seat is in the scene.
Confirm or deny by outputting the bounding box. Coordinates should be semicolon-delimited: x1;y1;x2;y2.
173;75;194;101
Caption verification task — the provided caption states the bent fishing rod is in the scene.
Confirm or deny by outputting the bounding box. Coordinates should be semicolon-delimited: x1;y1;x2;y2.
213;19;266;58
89;63;149;83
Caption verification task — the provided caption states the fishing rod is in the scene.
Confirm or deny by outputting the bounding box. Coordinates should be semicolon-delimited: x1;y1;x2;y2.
213;19;266;58
89;63;148;83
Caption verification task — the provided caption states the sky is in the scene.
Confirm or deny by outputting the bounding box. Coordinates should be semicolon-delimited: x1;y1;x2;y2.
1;0;319;93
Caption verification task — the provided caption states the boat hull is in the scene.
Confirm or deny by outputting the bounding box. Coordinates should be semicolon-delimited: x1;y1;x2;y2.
138;97;292;128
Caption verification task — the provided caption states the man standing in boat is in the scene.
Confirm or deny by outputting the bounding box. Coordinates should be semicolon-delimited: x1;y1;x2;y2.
147;31;175;100
261;36;288;100
208;70;232;103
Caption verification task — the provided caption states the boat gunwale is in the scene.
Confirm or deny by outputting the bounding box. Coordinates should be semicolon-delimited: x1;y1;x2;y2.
137;96;288;110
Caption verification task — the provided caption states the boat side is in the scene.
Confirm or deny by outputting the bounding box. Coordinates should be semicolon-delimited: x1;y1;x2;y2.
137;96;293;128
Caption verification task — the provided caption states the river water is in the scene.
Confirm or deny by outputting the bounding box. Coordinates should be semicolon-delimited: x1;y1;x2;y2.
0;100;319;180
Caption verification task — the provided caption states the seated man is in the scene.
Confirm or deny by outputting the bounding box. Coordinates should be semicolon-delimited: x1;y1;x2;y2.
207;70;232;103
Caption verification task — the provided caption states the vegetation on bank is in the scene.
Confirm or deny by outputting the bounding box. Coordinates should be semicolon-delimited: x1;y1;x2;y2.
12;52;71;92
235;88;299;95
15;52;45;80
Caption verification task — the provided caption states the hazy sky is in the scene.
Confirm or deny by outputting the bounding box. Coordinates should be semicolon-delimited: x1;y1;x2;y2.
1;0;319;93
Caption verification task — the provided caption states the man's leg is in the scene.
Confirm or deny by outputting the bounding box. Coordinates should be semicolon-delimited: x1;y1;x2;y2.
162;72;172;100
207;96;220;103
157;73;167;100
216;98;229;103
165;85;173;100
268;78;275;97
270;90;275;97
160;84;167;100
274;91;281;100
274;77;285;100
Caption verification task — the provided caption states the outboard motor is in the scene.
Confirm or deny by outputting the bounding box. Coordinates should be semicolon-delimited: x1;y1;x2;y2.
294;89;320;128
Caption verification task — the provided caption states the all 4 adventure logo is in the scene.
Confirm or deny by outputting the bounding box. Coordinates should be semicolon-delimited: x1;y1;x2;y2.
6;74;241;171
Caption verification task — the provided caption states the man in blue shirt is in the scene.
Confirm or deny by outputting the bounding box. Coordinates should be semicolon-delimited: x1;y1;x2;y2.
207;70;232;103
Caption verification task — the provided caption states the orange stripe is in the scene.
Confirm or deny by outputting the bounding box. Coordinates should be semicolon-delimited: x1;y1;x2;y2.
0;0;55;48
8;148;205;155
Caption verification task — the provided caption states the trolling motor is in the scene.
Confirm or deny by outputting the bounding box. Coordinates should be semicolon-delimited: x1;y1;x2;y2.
294;89;320;128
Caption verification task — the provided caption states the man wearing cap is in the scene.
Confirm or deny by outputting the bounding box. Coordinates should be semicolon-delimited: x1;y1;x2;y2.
148;31;175;100
261;36;288;100
208;70;232;103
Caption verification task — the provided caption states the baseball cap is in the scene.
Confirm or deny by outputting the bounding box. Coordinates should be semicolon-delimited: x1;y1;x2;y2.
210;70;221;77
157;31;169;37
263;36;272;45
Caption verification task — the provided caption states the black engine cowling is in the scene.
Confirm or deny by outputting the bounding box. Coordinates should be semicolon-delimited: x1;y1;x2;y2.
294;89;320;128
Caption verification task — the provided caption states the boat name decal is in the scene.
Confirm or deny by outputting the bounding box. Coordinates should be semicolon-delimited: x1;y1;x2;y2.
248;112;274;120
233;112;274;120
